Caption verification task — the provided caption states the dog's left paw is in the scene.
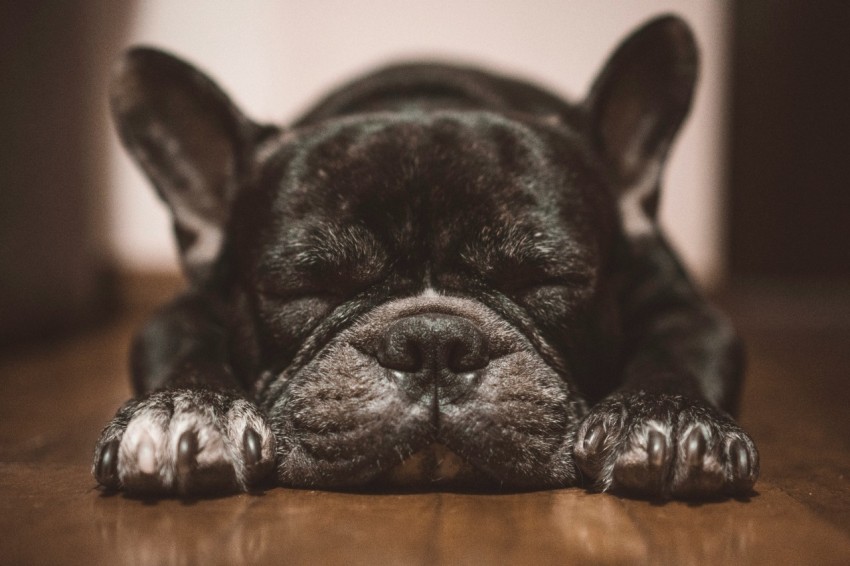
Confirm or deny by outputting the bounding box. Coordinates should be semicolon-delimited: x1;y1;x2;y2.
574;392;758;499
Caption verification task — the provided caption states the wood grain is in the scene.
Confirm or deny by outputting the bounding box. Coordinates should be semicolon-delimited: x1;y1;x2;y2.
1;276;849;565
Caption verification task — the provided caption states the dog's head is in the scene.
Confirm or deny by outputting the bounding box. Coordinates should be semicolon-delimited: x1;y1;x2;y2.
111;16;697;489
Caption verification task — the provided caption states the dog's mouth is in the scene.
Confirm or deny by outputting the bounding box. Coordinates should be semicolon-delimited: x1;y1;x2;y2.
379;442;480;488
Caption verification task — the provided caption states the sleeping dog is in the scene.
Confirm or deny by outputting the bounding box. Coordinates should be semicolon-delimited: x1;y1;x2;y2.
94;15;758;498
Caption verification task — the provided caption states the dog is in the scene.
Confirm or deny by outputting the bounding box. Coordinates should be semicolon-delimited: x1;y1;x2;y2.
93;15;758;498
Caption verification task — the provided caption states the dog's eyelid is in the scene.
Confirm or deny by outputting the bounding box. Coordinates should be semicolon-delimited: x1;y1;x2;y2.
460;237;596;284
254;269;386;300
268;293;339;307
533;274;591;287
257;249;388;280
486;261;594;290
504;274;591;294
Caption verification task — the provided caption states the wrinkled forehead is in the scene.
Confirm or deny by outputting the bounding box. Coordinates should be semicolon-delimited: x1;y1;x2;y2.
247;111;611;278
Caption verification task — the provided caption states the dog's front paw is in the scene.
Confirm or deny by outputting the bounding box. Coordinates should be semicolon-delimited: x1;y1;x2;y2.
92;389;275;495
574;392;758;499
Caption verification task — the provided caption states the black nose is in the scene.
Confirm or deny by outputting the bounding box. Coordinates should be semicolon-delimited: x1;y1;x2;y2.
376;314;489;402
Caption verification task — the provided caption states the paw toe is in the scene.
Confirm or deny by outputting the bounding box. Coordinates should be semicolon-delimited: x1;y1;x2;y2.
135;432;158;475
243;427;262;468
728;438;749;476
574;421;612;484
683;426;708;468
611;426;672;496
582;422;605;455
172;420;238;494
175;430;199;488
94;440;120;489
646;429;668;470
240;426;276;488
670;426;725;498
726;437;758;493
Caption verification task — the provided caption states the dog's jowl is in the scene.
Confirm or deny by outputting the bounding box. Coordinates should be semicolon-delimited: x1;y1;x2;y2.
94;15;758;498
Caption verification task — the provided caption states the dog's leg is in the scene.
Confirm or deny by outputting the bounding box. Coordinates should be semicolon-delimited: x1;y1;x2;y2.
95;47;279;496
92;292;275;495
574;234;758;498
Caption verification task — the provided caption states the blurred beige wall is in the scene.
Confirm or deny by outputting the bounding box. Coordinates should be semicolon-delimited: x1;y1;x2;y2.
108;0;730;288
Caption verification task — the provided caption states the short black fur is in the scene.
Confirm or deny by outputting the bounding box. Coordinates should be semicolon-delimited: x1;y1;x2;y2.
94;15;758;498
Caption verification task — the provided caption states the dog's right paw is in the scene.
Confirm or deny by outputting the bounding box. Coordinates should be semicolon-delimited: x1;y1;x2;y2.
93;389;275;495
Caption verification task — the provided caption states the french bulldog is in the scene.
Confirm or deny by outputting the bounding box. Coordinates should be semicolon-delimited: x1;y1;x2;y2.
93;15;758;498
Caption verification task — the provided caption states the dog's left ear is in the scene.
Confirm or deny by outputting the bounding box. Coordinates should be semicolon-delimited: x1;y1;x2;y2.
585;15;698;221
110;47;274;282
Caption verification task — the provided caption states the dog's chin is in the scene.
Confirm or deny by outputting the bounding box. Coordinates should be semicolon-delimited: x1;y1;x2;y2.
270;398;582;492
283;435;576;493
373;443;581;493
374;443;491;490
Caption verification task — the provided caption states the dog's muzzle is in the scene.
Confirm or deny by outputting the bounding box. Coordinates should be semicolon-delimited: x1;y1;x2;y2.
265;294;585;489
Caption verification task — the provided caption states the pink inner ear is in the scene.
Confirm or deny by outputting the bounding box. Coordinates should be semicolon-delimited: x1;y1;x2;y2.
111;47;266;282
585;15;698;186
599;93;648;181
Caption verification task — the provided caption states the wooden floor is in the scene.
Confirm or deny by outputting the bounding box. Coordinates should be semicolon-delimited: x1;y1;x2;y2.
2;276;849;565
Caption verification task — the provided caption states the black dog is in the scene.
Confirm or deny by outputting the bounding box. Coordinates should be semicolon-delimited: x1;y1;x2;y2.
94;15;758;498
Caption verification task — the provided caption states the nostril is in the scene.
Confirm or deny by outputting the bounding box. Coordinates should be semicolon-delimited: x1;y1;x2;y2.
377;314;490;375
376;332;422;373
376;314;490;402
446;339;489;373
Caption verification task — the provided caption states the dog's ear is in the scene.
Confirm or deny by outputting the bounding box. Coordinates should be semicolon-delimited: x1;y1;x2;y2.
110;47;272;281
585;15;698;226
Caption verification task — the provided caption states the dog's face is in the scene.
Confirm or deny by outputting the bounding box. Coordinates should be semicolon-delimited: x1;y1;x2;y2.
227;113;618;488
111;17;696;489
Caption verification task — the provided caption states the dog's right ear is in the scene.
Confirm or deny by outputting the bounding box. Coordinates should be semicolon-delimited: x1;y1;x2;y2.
110;47;274;282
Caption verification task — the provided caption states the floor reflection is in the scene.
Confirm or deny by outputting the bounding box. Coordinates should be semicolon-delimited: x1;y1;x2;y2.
86;483;850;565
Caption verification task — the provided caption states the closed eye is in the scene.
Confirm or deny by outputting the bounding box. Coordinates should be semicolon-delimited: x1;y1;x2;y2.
255;265;382;302
257;287;340;303
499;272;595;295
